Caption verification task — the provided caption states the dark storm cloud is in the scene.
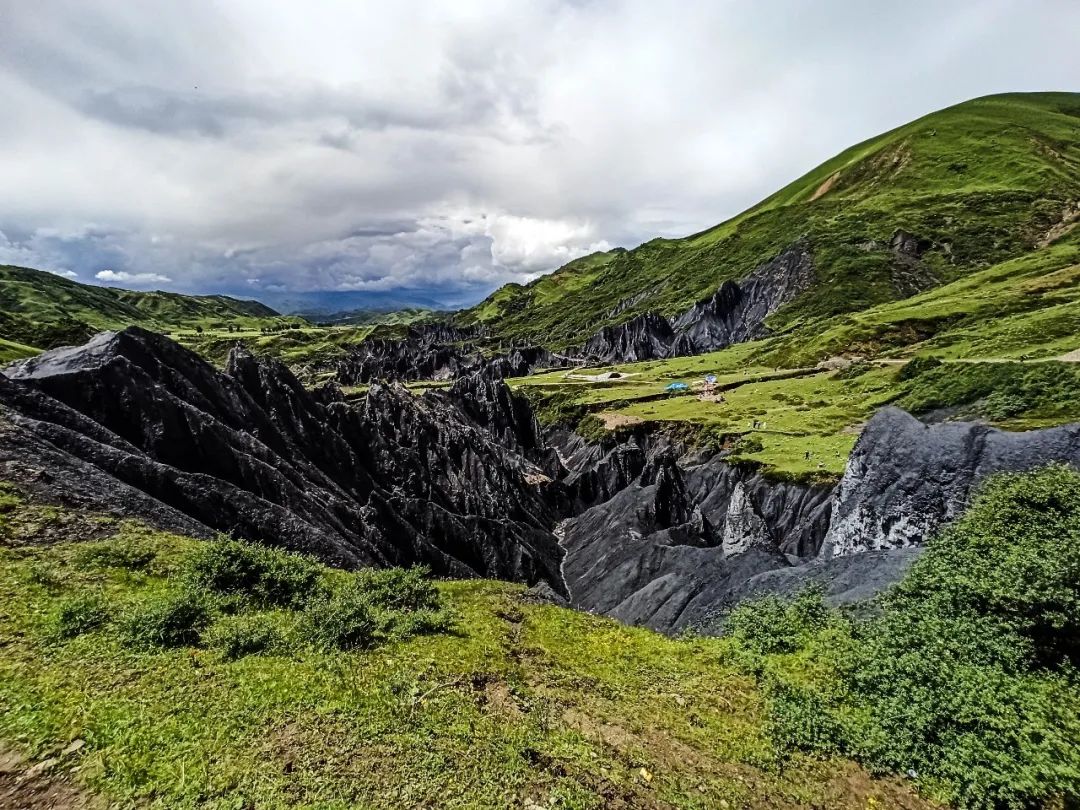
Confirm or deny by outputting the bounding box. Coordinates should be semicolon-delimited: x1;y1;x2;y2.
0;1;1076;303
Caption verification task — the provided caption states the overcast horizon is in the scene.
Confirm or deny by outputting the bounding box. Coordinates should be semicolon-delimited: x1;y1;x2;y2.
1;1;1077;310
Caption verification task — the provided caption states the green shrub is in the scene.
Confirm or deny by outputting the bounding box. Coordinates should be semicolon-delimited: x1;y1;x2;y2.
724;587;836;657
896;354;943;381
182;538;322;609
75;539;157;571
733;435;764;455
728;465;1080;809
50;594;111;639
208;615;283;660
303;583;380;651
351;566;442;613
302;567;449;651
120;589;211;649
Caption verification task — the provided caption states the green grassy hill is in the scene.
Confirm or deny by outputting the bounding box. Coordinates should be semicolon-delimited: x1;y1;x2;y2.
0;264;304;359
461;92;1080;349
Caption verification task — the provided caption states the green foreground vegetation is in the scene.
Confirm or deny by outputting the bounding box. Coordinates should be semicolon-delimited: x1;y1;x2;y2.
2;465;1078;808
0;487;932;809
726;465;1080;809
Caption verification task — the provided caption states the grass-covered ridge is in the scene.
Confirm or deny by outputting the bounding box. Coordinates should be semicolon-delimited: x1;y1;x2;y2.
461;92;1080;349
0;264;306;354
0;490;934;809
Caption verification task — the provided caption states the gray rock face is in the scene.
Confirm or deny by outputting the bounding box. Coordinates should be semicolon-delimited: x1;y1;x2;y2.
822;407;1080;557
560;448;834;633
0;327;565;587
580;312;675;365
721;482;774;557
670;241;815;355
577;241;815;364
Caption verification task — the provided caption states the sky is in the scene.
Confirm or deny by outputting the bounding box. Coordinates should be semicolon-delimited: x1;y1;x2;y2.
0;0;1077;309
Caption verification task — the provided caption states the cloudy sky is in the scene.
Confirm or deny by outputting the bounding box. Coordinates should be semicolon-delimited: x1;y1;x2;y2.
0;1;1077;308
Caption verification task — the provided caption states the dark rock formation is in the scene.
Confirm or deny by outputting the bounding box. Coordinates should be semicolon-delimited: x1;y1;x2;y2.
559;446;834;633
579;312;675;365
578;241;815;364
0;327;565;587
822;407;1080;557
669;241;815;355
335;324;484;384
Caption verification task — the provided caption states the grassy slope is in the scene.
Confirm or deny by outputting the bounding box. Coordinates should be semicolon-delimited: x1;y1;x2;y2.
0;265;304;352
0;494;931;809
461;92;1080;349
511;224;1080;480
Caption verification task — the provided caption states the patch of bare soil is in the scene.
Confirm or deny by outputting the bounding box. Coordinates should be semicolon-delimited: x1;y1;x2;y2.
1058;348;1080;362
0;746;102;810
809;171;840;201
598;412;645;429
1036;203;1080;248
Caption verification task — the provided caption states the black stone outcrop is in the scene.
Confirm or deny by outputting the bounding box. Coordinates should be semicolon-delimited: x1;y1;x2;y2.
0;327;564;587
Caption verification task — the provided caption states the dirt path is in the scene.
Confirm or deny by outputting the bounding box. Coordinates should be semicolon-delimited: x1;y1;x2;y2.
0;746;102;810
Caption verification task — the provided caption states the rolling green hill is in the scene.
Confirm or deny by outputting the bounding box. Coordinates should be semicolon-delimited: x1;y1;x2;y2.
0;264;304;360
461;92;1080;349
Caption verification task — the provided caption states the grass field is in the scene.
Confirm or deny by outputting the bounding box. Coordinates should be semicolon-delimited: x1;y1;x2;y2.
0;492;932;809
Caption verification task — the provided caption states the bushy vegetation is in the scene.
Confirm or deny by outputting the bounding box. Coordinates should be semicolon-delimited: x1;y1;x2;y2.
896;354;943;381
726;465;1080;808
207;614;285;660
120;588;213;649
181;537;322;609
1;510;938;808
303;566;451;650
898;360;1080;422
49;593;111;640
75;537;157;571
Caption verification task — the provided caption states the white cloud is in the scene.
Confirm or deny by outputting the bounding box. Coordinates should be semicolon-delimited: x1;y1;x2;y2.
0;1;1076;304
95;270;172;285
48;268;78;279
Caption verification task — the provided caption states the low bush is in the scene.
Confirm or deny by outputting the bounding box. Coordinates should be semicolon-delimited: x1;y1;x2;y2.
303;583;380;651
303;567;450;651
49;593;111;639
182;538;322;609
896;354;943;381
208;615;283;660
75;539;157;571
727;465;1080;809
120;589;212;649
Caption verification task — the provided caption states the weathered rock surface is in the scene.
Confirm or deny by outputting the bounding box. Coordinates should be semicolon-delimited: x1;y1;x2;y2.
559;447;834;633
669;241;815;355
0;327;564;587
7;330;1080;638
822;406;1080;557
335;324;485;384
579;241;815;364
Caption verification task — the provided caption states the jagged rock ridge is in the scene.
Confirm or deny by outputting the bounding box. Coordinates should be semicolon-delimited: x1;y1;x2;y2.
0;327;564;587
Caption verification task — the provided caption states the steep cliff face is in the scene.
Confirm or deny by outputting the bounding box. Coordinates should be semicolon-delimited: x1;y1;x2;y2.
0;327;564;586
822;407;1080;557
578;241;815;364
336;324;485;384
559;445;834;633
670;241;815;355
7;330;1080;638
579;312;675;364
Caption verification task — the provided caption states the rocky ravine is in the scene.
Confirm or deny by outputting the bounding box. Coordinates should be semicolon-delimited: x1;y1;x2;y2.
334;241;816;383
3;329;1079;635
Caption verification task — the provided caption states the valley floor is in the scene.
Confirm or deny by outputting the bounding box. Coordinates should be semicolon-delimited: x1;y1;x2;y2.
0;495;934;809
